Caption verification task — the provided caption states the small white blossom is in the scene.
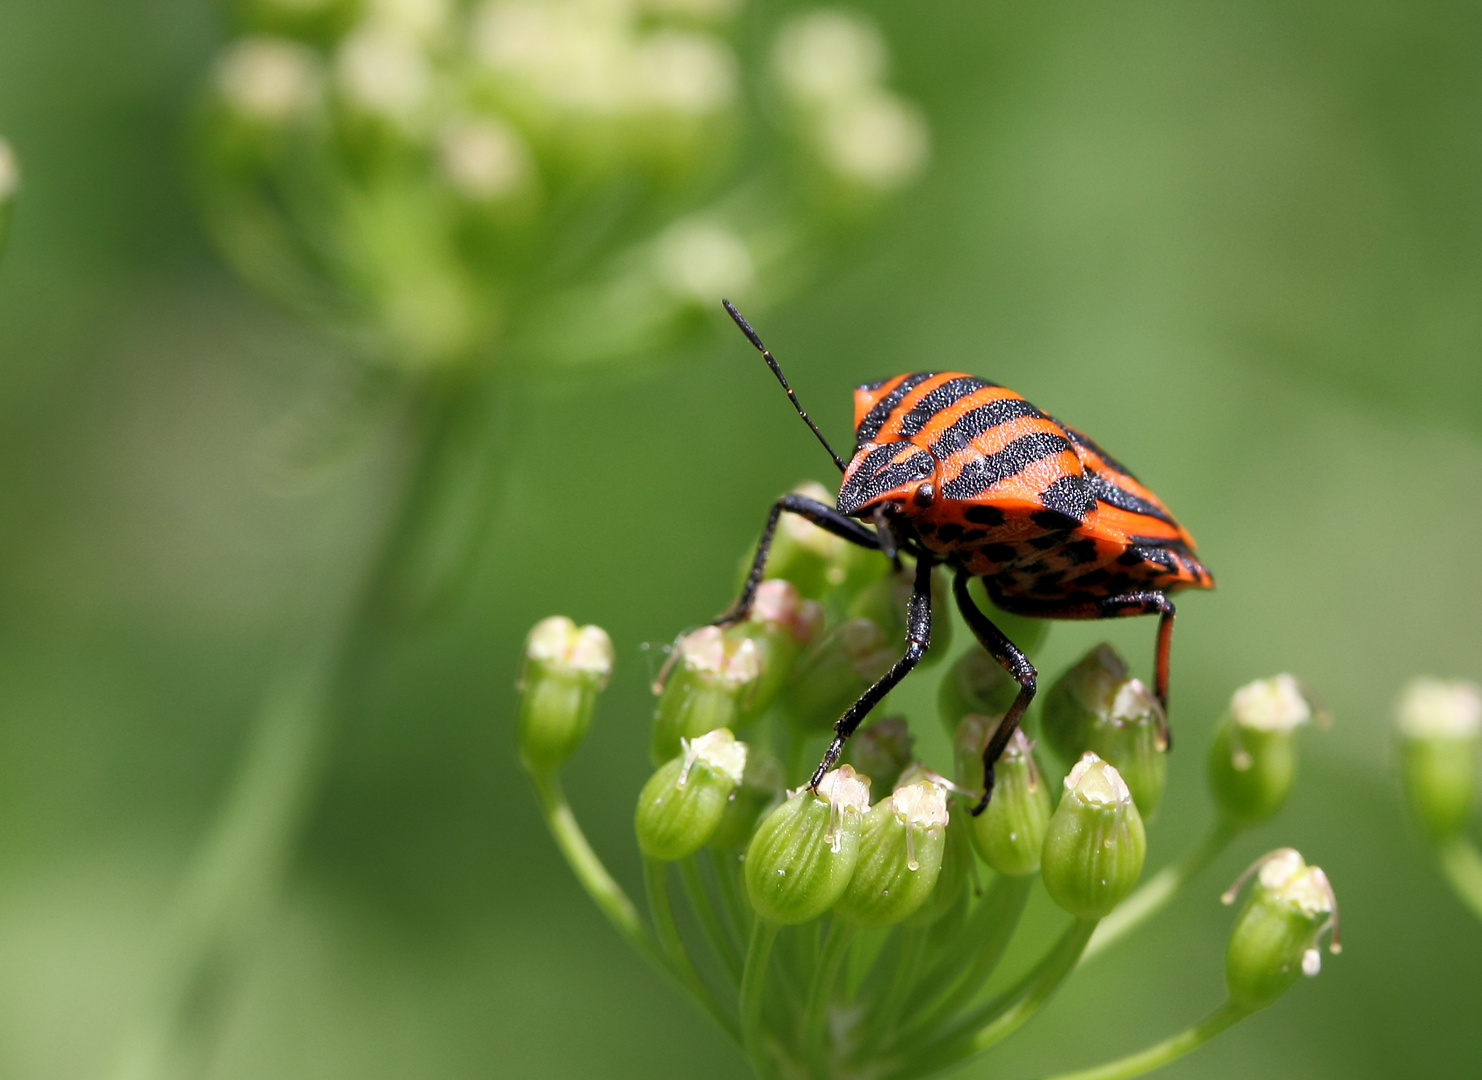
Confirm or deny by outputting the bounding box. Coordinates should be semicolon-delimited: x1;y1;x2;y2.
438;115;534;200
215;37;322;123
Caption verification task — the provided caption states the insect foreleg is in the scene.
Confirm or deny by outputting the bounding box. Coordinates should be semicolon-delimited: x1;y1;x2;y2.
953;569;1038;817
715;494;881;625
807;552;934;789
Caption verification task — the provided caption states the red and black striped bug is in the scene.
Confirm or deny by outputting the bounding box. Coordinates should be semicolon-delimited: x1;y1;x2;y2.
715;300;1214;813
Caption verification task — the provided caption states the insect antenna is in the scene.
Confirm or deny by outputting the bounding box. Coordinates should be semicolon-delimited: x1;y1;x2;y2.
722;299;846;474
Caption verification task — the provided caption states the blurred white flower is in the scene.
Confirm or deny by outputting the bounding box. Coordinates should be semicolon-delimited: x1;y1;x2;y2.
818;92;929;190
438;114;535;200
773;9;886;108
255;0;336;12
655;219;754;303
215;36;322;123
474;1;736;117
368;0;454;43
336;24;433;124
633;31;737;114
474;1;630;112
639;0;741;18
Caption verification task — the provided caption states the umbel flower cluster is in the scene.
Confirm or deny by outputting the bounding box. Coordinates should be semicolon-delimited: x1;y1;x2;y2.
199;0;928;371
518;486;1341;1080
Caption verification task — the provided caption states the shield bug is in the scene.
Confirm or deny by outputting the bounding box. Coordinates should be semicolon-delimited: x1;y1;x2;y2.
714;300;1213;813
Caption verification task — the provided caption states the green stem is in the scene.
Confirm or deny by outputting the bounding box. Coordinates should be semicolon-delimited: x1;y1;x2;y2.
711;849;755;950
891;874;1034;1046
742;921;782;1079
105;379;481;1080
872;924;930;1038
894;917;1099;1079
644;857;740;1041
804;921;857;1065
678;858;743;983
964;917;1100;1053
1083;820;1237;962
1435;835;1482;922
1032;1001;1250;1080
536;775;657;961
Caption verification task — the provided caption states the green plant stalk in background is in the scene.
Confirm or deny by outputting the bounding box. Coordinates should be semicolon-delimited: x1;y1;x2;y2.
1435;836;1482;922
108;376;502;1079
517;523;1341;1079
114;1;937;1073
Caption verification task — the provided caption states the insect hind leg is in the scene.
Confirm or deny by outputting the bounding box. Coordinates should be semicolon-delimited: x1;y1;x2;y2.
952;569;1038;816
715;493;881;626
987;584;1176;748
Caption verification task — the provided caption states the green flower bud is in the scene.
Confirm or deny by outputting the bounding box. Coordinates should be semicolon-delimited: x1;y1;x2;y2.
709;750;786;852
1223;848;1339;1012
635;729;750;861
833;779;950;928
745;766;871;924
1208;675;1322;827
1395;678;1482;838
970;729;1052;876
731;579;823;724
938;652;1016;736
651;626;762;764
850;716;914;793
1085;679;1167;819
781;617;894;732
0;136;16;254
750;481;887;602
894;762;973;925
1041;753;1146;919
1040;643;1127;763
516;616;614;777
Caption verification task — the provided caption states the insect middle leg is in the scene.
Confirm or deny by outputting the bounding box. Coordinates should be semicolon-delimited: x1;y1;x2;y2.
807;552;934;789
715;493;881;625
951;569;1037;816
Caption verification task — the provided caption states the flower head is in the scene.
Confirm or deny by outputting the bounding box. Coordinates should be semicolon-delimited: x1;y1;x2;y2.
1223;848;1339;1011
635;728;749;860
1209;674;1324;827
1041;753;1146;918
745;765;870;924
651;625;762;762
1395;677;1482;837
516;616;614;776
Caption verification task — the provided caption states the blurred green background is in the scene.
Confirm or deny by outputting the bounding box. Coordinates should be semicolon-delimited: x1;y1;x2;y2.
2;1;1481;1077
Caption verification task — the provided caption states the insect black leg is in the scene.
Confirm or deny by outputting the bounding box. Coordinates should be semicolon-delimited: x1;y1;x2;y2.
808;552;933;789
871;505;903;570
715;494;880;626
1099;591;1175;748
953;569;1037;817
986;584;1176;750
